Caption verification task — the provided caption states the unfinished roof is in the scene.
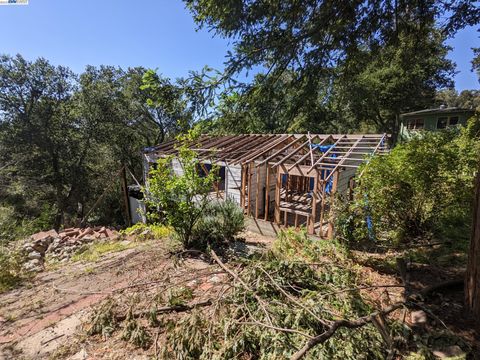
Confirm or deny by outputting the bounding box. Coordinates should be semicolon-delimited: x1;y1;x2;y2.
144;134;389;175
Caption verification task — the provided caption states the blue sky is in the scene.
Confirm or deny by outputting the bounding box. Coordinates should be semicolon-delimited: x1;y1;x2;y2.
0;0;478;90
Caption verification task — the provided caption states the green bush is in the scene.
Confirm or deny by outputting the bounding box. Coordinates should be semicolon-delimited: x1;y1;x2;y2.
0;248;25;292
145;131;219;248
0;204;55;245
191;197;245;248
337;118;480;245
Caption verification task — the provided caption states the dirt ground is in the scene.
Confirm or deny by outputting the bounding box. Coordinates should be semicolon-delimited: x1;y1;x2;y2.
0;232;478;359
0;231;271;360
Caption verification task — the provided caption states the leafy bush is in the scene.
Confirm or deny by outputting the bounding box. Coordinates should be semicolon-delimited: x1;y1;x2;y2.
121;223;172;240
0;248;25;292
145;131;219;248
191;197;245;248
0;204;55;245
337;118;480;245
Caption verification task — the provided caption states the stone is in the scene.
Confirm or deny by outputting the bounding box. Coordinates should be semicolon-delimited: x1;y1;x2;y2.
31;229;58;243
31;243;47;254
27;251;42;260
68;348;88;360
411;310;427;325
23;258;43;272
208;275;222;283
80;236;94;243
432;345;465;359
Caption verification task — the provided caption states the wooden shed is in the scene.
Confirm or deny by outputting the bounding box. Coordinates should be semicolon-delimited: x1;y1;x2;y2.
143;134;388;238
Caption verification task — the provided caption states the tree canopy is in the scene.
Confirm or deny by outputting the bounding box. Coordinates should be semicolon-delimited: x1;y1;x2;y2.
184;0;478;137
0;55;190;232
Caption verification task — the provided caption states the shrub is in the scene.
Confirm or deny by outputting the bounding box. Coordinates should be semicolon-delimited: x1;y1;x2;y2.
337;118;480;245
145;131;219;248
120;223;172;240
0;248;25;293
191;197;245;248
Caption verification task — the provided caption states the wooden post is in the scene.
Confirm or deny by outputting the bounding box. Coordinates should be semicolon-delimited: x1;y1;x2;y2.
319;181;327;238
240;165;246;212
466;165;480;325
274;170;281;224
247;163;252;216
255;163;262;218
308;172;319;235
327;170;339;239
264;165;270;221
121;165;132;227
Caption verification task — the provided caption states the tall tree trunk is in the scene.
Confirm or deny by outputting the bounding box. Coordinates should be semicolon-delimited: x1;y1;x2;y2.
465;164;480;325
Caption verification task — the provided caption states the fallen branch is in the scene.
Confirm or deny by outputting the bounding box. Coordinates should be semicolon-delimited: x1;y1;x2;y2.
290;302;405;360
115;299;212;321
238;320;313;339
290;274;465;359
257;265;331;327
210;249;274;326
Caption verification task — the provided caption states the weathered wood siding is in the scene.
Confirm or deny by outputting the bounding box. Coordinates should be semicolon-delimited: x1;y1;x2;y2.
336;168;357;194
171;158;184;176
226;163;242;205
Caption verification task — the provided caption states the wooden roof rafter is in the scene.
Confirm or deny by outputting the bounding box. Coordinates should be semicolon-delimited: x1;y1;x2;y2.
144;133;389;172
235;134;292;165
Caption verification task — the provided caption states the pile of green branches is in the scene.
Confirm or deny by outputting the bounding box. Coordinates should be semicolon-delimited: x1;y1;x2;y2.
86;228;470;359
160;229;397;359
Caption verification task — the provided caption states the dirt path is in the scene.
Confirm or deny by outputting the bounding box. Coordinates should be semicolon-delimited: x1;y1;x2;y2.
0;241;171;359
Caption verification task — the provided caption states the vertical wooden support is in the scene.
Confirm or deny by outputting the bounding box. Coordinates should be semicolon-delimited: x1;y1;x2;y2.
264;165;270;221
240;164;246;212
121;165;132;227
286;174;290;201
247;163;252;216
255;163;262;218
327;170;339;239
274;170;281;224
308;172;319;235
319;181;327;238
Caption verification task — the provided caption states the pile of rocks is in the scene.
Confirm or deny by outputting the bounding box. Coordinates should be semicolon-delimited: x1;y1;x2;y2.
22;227;120;272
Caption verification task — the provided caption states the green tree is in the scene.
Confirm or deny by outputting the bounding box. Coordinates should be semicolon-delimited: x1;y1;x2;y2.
0;54;77;228
0;55;193;233
184;0;477;138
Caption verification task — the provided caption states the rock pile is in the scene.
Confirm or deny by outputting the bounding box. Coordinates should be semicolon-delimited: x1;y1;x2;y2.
22;227;120;272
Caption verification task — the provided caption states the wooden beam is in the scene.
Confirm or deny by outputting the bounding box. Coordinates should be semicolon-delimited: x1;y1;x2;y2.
323;136;364;183
318;181;327;238
306;135;346;175
274;170;281;224
121;165;132;227
287;136;331;171
240;164;247;211
271;139;312;168
255;164;262;218
236;135;290;164
308;172;319;235
247;163;252;216
264;165;271;221
256;135;307;167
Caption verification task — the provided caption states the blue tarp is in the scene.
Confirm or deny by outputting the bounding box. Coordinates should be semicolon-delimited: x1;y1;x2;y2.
311;144;336;194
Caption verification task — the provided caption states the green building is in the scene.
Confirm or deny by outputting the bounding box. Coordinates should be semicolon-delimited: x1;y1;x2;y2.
400;106;475;138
